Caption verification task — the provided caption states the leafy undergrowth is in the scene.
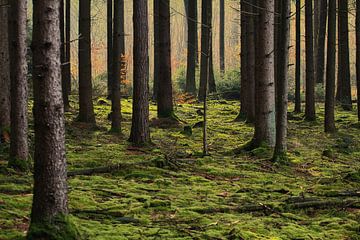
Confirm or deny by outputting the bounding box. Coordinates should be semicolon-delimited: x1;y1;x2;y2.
1;99;360;239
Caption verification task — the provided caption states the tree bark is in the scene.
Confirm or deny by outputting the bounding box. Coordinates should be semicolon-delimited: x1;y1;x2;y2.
239;0;248;119
294;0;301;113
60;0;70;111
357;0;360;121
64;0;71;110
129;0;150;145
185;0;197;94
157;0;174;118
315;0;327;85
305;0;316;121
219;0;225;75
78;0;96;124
153;0;160;100
8;0;29;170
111;0;125;133
252;0;276;148
336;0;352;111
274;0;290;159
0;0;11;143
29;0;73;237
325;0;337;133
107;0;113;98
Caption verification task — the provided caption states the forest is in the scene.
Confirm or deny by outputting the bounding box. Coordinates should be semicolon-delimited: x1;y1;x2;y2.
0;0;360;239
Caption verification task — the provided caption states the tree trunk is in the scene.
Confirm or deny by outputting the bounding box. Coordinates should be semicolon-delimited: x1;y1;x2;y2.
315;0;327;85
129;0;150;145
274;0;290;159
294;0;301;113
337;0;352;111
199;0;215;100
325;0;336;133
252;0;276;148
305;0;316;121
157;0;174;118
153;0;160;100
60;0;69;111
64;0;71;110
219;0;225;76
8;0;29;170
185;0;197;94
107;0;113;98
313;0;321;79
111;0;125;132
0;0;10;143
239;0;248;119
357;0;360;121
29;0;74;237
78;0;96;124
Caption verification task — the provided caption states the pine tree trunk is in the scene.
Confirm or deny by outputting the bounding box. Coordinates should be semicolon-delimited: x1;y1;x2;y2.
337;0;352;111
325;0;336;132
29;0;73;237
64;0;71;110
157;0;174;118
129;0;150;145
78;0;96;124
239;0;248;119
305;0;316;121
274;0;290;159
357;0;360;121
253;0;276;148
315;0;327;85
153;0;160;100
111;0;125;132
219;0;225;75
185;0;197;94
8;0;29;170
60;0;69;111
294;0;302;113
314;0;321;78
0;0;11;143
107;0;113;98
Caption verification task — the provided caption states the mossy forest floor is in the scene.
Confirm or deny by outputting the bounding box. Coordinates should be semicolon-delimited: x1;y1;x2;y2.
1;98;360;239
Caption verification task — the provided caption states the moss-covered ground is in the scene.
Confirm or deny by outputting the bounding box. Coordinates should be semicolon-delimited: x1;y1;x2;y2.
1;99;360;239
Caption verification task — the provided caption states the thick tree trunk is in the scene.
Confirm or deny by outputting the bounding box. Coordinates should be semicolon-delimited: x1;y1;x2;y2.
305;0;316;121
219;0;225;75
153;0;160;100
129;0;150;145
274;0;290;159
107;0;113;98
199;0;215;100
8;0;29;170
64;0;71;110
294;0;301;113
336;0;352;111
111;0;125;132
78;0;96;124
157;0;174;118
0;0;10;143
185;0;197;94
252;0;276;148
357;0;360;121
316;0;327;85
29;0;73;237
325;0;336;133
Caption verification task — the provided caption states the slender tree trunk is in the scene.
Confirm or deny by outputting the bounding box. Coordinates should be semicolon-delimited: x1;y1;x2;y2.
111;0;125;132
8;0;29;170
337;0;352;111
64;0;71;110
325;0;336;133
129;0;150;145
185;0;197;94
274;0;290;160
294;0;301;113
0;0;11;143
28;0;74;238
252;0;276;148
219;0;225;75
316;0;327;85
157;0;174;118
78;0;96;124
357;0;360;121
238;0;248;119
153;0;160;100
107;0;113;98
305;0;316;121
314;0;321;78
60;0;69;111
